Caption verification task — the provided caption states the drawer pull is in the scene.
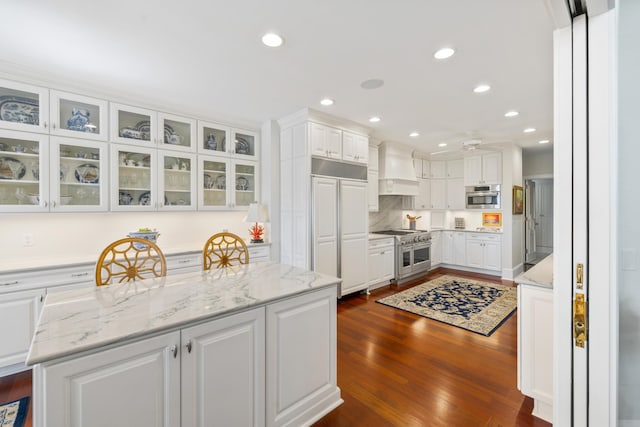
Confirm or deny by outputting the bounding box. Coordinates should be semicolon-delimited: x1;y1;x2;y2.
1;281;18;286
178;259;192;264
71;272;89;278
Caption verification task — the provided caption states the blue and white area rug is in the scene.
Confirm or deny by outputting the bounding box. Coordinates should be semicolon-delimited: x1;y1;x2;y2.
0;396;29;427
377;275;517;336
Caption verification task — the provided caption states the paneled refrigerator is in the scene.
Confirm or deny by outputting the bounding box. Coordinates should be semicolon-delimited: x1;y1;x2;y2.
312;174;368;297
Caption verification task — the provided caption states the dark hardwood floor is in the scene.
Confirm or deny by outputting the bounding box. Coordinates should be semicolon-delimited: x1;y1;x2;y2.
313;268;552;427
0;267;550;427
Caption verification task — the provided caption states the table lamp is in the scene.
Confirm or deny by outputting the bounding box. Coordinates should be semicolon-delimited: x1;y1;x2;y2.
244;202;269;243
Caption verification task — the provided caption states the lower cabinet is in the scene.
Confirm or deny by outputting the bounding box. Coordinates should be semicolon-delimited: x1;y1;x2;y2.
517;284;553;422
34;287;340;427
431;231;442;267
0;289;43;371
367;238;395;288
466;233;501;271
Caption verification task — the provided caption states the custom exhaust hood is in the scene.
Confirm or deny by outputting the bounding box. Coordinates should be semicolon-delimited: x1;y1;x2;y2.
378;141;419;196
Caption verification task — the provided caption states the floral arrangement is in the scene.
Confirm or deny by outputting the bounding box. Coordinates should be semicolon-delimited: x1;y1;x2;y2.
248;223;265;243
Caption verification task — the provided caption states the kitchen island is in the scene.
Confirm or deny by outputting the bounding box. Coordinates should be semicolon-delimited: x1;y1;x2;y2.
28;262;342;427
515;254;553;423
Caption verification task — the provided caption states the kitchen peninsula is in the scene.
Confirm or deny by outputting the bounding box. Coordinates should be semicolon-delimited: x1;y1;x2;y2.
27;262;342;427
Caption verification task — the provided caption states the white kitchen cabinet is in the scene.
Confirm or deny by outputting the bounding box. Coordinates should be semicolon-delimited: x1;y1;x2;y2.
465;232;502;271
430;179;446;209
158;151;196;210
110;144;157;211
248;243;271;262
50;90;108;141
231;128;260;160
442;231;453;264
310;122;342;160
415;177;431;209
158;112;196;153
0;79;49;134
368;238;395;289
198;156;258;211
368;169;379;212
453;231;467;266
0;289;43;371
464;152;502;185
412;158;431;179
266;287;340;427
339;180;369;296
36;331;181;427
446;177;465;210
197;120;230;155
342;131;368;164
446;159;464;178
518;284;553;422
181;307;265;427
430;160;446;178
431;231;442;267
368;145;379;171
110;103;157;145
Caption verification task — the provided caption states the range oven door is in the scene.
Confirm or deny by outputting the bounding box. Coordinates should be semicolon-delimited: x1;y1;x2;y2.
412;242;431;274
398;244;413;279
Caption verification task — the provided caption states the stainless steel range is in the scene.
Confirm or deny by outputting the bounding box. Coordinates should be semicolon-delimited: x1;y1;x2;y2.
374;229;432;283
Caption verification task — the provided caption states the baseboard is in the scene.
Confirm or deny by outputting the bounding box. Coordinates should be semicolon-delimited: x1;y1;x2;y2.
0;362;30;378
280;387;343;427
435;264;502;278
532;398;553;423
502;263;524;281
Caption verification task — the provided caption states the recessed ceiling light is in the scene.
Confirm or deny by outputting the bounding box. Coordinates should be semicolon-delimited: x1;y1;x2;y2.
505;111;519;117
409;132;420;137
320;98;334;106
369;116;381;123
361;79;384;90
261;33;283;47
433;47;455;60
438;143;447;147
539;139;550;144
524;127;536;133
473;84;491;93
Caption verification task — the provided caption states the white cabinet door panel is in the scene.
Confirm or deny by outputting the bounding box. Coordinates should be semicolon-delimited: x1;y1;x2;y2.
341;236;368;295
430;160;446;178
453;232;467;266
446;178;465;210
0;289;43;368
484;241;502;271
466;240;484;269
464;156;483;186
482;152;502;184
430;179;446;209
313;177;337;276
340;180;368;237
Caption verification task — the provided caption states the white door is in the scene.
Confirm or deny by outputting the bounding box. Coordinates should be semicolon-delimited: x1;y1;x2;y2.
312;177;338;277
525;180;537;263
181;307;265;427
534;179;553;254
340;179;368;295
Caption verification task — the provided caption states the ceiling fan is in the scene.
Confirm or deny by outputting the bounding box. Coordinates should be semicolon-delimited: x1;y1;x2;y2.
430;138;503;156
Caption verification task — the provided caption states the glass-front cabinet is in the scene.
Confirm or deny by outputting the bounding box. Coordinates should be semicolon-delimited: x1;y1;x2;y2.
110;144;156;211
50;137;108;211
199;156;257;210
198;121;229;156
159;152;196;210
110;103;156;146
158;112;196;153
49;91;108;141
231;129;258;160
0;79;49;134
0;130;48;212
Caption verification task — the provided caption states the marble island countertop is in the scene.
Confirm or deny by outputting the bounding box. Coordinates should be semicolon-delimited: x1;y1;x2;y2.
27;262;340;365
515;254;553;289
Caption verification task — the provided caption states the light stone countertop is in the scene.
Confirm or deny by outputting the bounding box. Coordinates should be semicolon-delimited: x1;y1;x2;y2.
27;262;340;365
430;228;503;234
515;254;553;289
368;233;396;240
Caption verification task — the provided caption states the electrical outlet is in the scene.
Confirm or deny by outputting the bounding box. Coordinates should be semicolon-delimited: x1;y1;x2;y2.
23;233;34;247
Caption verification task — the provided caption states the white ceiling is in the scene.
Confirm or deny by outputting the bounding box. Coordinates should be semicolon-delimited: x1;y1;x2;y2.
0;0;554;155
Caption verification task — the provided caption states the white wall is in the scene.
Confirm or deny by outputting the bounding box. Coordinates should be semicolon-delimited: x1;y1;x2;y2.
523;149;553;177
617;0;640;421
501;143;524;279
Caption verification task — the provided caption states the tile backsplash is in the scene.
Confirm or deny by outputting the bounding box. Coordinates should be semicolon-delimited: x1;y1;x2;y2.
369;196;403;231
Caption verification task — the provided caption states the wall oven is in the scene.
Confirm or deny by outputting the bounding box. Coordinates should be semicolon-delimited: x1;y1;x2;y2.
465;184;501;209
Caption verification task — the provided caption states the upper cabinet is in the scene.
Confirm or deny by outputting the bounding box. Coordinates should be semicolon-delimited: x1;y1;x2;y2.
198;156;257;211
446;159;464;178
310;122;368;165
110;144;157;211
464;152;502;186
110;103;157;145
198;121;258;160
50;91;108;141
158;112;196;153
430;160;446;178
0;79;49;134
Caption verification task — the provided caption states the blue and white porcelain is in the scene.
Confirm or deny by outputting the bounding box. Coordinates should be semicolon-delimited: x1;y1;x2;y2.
206;134;216;150
0;95;39;125
66;108;95;132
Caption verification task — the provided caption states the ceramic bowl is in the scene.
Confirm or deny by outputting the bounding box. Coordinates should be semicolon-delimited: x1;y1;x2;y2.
60;195;72;205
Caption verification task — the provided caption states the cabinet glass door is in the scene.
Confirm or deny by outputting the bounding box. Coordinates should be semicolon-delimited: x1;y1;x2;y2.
0;79;49;134
0;130;48;212
51;137;108;211
233;161;256;209
158;113;196;152
50;91;108;141
231;129;258;159
198;121;229;155
111;145;156;211
110;103;156;145
159;152;195;210
199;157;228;209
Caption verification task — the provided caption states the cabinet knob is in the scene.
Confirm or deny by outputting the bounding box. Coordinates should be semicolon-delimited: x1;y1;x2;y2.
171;345;178;358
52;122;57;130
43;121;48;129
186;340;192;353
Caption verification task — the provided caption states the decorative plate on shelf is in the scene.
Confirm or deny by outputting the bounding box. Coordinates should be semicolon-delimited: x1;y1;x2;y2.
235;136;251;155
215;175;226;190
119;191;133;205
0;157;26;180
74;164;99;184
138;191;152;206
134;120;152;140
235;176;249;191
163;124;178;144
0;95;39;125
203;173;214;189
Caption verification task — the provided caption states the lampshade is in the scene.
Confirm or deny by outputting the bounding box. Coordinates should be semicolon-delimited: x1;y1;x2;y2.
244;203;269;223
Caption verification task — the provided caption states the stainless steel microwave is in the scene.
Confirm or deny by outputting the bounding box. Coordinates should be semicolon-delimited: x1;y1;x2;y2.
465;185;501;209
